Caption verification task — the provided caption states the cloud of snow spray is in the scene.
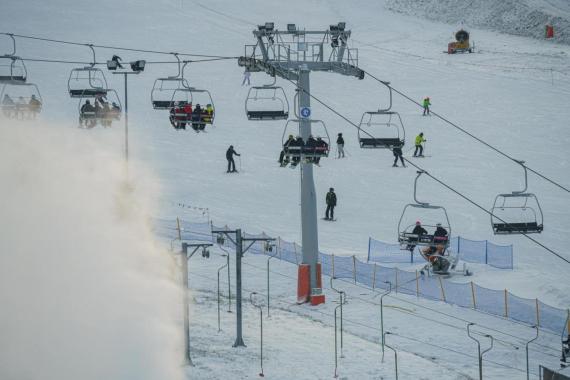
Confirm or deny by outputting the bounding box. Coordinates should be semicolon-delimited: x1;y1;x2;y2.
0;120;184;380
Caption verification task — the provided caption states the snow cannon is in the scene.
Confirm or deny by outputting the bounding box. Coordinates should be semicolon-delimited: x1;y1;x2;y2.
447;29;472;54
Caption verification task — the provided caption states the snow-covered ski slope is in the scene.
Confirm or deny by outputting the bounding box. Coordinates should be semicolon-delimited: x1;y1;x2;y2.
1;0;569;376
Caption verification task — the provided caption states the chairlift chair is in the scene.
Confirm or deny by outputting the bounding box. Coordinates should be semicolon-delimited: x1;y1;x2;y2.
281;119;330;161
491;161;544;235
0;55;27;83
151;77;190;109
1;82;42;119
245;78;289;120
151;53;192;110
77;90;122;128
358;111;405;149
398;171;460;275
68;67;109;98
0;35;27;83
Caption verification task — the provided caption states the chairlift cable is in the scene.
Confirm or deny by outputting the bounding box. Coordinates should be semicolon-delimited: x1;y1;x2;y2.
2;32;237;59
280;77;570;266
362;68;570;195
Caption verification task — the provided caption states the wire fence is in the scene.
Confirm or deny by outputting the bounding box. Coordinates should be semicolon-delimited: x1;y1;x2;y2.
156;218;568;335
367;236;513;269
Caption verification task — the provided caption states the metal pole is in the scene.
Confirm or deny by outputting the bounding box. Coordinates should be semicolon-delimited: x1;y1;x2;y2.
233;229;246;347
124;73;128;162
526;325;539;380
383;332;398;380
181;247;193;366
227;254;231;313
267;250;278;317
378;281;392;354
217;256;228;332
330;277;346;359
467;323;482;380
298;67;320;295
250;292;264;377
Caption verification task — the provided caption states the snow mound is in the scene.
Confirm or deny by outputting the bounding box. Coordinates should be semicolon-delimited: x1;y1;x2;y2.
386;0;570;44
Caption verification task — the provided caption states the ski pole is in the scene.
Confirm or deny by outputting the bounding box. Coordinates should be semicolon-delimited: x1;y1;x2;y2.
239;156;242;172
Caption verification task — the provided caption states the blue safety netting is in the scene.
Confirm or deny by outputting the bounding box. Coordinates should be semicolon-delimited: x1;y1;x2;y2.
156;217;566;333
473;283;504;316
443;281;473;309
320;253;333;277
355;258;374;288
508;291;538;326
417;274;442;301
368;236;513;269
396;269;417;296
333;255;354;280
539;300;568;333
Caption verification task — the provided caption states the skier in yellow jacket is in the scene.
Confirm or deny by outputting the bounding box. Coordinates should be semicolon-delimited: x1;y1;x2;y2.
413;132;426;157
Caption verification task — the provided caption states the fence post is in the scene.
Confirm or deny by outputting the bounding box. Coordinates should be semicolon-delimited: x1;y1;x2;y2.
352;255;357;284
471;281;477;309
485;241;489;265
367;237;371;262
536;298;540;327
438;276;446;302
332;254;335;278
395;268;399;294
372;263;377;290
415;270;419;298
504;290;509;318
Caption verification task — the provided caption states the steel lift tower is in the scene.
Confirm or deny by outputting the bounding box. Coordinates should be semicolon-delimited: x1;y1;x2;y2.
239;22;364;304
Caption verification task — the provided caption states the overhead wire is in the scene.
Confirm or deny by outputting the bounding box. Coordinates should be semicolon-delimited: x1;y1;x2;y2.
362;69;570;195
2;32;237;59
186;261;539;377
280;76;570;266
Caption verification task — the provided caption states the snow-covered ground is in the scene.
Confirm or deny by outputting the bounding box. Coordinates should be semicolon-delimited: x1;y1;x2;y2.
386;0;570;45
1;0;569;378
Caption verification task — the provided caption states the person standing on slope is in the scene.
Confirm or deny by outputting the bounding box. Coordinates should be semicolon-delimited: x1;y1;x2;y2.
392;146;406;167
226;145;241;173
336;133;345;158
422;97;431;116
325;187;337;221
413;132;426;157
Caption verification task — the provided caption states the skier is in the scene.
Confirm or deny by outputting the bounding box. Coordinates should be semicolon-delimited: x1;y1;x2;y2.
226;145;240;173
336;133;345;158
325;187;337;221
406;221;427;252
422;97;431;116
413;132;426;157
392;146;405;167
242;69;251;86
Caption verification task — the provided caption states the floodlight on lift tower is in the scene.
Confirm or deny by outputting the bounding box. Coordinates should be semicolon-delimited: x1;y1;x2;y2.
238;22;364;306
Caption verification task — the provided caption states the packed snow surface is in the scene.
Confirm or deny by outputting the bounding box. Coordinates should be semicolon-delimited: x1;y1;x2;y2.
1;0;569;378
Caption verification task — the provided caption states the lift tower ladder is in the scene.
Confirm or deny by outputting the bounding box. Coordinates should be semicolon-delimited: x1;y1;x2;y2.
238;22;364;304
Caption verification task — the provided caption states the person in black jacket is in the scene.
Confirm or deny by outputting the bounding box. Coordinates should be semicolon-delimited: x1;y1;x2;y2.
226;145;240;173
325;188;337;220
406;221;427;252
336;133;345;158
392;146;406;167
